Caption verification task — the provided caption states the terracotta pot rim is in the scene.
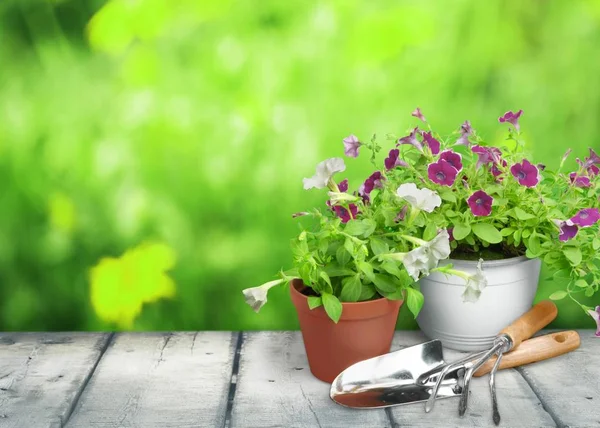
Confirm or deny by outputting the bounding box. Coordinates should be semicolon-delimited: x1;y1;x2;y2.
290;279;403;321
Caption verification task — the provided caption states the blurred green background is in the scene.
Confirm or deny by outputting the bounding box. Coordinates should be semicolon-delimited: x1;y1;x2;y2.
0;0;598;331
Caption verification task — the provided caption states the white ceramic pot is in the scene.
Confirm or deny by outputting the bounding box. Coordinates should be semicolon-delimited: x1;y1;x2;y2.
416;256;542;351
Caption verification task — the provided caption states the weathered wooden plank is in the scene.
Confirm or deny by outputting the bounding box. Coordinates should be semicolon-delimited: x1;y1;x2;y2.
65;332;235;428
231;331;392;428
517;329;599;428
0;332;111;428
388;331;557;427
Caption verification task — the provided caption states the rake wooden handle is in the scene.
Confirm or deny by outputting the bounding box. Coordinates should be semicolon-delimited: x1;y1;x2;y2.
474;330;580;377
499;300;558;349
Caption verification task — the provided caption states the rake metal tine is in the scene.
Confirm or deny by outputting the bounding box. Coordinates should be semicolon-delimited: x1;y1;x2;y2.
489;349;504;425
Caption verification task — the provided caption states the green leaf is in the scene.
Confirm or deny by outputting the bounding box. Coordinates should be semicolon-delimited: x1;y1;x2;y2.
323;264;355;277
528;235;541;255
406;288;425;318
344;237;354;255
472;224;502;244
549;290;568;301
340;275;362;302
345;219;376;237
372;274;398;293
370;237;389;256
318;240;329;255
423;222;438;241
585;287;594;297
513;229;522;246
319;271;333;294
593;238;600;251
553;269;571;281
453;223;471;240
563;247;582;265
439;188;457;203
574;279;588;288
445;210;460;218
358;261;376;282
379;288;404;300
513;207;535;220
522;229;531;239
307;296;322;309
501;228;515;237
359;284;377;300
322;293;343;323
379;261;403;278
336;246;351;266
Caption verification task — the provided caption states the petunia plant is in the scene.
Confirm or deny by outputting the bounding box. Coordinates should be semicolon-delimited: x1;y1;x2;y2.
243;108;600;332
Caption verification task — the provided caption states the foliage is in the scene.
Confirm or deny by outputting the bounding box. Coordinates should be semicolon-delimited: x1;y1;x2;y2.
0;0;599;330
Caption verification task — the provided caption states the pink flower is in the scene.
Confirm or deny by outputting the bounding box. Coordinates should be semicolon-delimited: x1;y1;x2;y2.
411;107;427;123
455;121;473;146
439;150;463;172
552;219;579;242
467;190;493;217
343;135;361;158
428;160;458;187
587;306;600;337
384;149;409;170
422;131;440;155
569;173;591;188
397;128;423;152
511;159;540;187
569;208;600;228
498;109;524;131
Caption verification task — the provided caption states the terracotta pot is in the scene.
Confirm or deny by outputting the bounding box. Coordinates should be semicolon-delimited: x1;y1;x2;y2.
290;279;402;383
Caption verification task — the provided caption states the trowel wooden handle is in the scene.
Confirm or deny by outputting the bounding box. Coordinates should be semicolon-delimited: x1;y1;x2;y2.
474;330;580;377
499;300;558;349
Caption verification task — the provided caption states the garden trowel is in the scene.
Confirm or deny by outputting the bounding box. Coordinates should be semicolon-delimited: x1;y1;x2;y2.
331;301;580;423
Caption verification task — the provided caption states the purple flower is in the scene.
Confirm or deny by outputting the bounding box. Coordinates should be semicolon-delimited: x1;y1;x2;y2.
428;159;458;187
589;165;600;176
422;131;440;155
492;159;508;178
338;179;349;192
333;205;359;223
384;149;409;170
343;134;361;158
448;227;455;242
553;219;579;242
585;148;600;168
395;205;408;222
472;145;501;169
569;208;600;227
510;159;540;188
397;128;423;152
359;171;384;203
587;306;600;337
498;109;524;131
455;121;473;146
467;190;493;217
411;107;427;123
439;150;463;172
569;173;591;188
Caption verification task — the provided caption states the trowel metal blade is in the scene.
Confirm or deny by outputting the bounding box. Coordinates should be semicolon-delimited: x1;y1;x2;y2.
330;340;463;409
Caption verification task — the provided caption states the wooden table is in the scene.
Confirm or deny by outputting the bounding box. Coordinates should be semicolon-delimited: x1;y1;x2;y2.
0;330;597;428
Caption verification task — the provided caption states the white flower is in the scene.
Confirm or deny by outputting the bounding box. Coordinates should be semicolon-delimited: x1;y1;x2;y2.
428;229;451;260
396;183;441;213
403;246;432;281
303;158;346;190
461;259;488;303
402;229;451;281
242;279;284;312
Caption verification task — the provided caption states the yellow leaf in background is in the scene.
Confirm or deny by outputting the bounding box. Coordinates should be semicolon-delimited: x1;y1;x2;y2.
48;192;76;234
90;242;177;329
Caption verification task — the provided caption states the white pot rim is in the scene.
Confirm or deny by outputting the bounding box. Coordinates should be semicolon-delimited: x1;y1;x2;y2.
443;254;535;268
